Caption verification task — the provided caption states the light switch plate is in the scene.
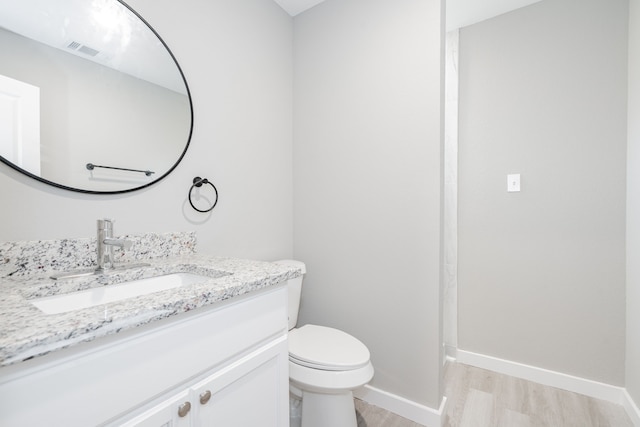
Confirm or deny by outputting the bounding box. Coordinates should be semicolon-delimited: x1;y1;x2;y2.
507;174;520;192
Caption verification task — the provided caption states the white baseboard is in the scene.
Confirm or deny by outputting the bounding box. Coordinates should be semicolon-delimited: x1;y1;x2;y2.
352;350;640;426
623;389;640;426
354;384;447;427
444;344;457;362
456;350;625;404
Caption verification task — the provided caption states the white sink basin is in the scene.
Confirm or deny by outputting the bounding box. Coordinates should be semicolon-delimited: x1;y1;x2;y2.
31;273;210;314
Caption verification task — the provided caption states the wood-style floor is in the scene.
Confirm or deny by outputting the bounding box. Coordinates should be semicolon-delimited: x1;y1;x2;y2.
355;362;634;427
356;398;425;427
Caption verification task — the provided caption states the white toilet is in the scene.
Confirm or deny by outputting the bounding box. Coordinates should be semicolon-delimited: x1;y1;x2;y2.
275;260;374;427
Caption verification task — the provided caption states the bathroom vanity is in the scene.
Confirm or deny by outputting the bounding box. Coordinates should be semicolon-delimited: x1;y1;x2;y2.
0;232;300;426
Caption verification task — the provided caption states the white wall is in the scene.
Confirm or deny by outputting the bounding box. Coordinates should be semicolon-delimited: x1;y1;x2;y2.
446;0;543;31
627;0;640;405
293;0;444;408
458;0;628;385
0;0;294;261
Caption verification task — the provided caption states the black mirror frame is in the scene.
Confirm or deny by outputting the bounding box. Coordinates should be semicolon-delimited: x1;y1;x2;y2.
0;0;193;195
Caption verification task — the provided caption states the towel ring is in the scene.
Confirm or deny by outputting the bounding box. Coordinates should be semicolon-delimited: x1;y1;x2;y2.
189;177;218;213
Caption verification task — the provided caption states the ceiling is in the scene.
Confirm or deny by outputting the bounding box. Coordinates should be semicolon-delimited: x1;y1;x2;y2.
273;0;544;30
272;0;327;16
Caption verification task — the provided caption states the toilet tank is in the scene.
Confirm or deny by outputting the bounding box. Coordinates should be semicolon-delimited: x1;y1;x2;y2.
274;260;306;330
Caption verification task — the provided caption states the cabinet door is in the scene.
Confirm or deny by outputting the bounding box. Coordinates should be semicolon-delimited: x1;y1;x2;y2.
118;390;192;427
192;337;289;427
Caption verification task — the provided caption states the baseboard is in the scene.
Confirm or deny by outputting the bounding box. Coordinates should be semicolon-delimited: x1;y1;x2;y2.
456;350;625;404
444;344;457;362
623;389;640;426
354;384;447;427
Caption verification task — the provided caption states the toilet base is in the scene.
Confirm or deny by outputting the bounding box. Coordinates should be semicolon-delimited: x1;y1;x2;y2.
300;389;357;427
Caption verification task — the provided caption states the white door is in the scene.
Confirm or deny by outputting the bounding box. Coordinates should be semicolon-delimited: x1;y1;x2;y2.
0;74;40;175
192;338;289;427
118;389;192;427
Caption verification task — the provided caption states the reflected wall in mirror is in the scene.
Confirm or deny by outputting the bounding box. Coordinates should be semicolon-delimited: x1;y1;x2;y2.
0;0;192;193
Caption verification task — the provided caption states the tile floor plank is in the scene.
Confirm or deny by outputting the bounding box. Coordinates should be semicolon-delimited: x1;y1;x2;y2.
458;389;494;427
498;408;531;427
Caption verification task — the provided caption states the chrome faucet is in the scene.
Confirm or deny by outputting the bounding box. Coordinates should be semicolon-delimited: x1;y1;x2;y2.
49;219;148;280
96;219;133;272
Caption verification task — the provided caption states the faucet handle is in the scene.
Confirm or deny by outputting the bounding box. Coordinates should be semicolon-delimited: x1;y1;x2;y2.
102;238;133;250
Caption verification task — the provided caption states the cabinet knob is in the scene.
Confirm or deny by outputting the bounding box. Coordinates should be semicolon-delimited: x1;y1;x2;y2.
178;401;191;418
200;390;212;405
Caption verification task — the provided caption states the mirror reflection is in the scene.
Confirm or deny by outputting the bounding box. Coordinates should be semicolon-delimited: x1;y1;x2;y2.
0;0;192;193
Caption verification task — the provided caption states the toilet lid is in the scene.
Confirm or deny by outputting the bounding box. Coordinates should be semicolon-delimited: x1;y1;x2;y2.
288;324;370;371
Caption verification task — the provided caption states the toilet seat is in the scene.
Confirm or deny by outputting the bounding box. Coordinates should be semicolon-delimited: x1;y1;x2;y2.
289;325;370;371
289;358;374;394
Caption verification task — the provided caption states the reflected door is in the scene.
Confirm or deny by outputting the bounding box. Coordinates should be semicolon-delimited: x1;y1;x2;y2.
0;74;40;176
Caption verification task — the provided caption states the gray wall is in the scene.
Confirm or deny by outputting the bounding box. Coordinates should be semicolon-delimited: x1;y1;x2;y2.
0;0;447;414
293;0;444;407
0;0;294;261
627;0;640;404
458;0;628;385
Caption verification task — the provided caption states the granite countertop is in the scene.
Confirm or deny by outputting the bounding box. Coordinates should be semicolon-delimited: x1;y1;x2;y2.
0;254;301;367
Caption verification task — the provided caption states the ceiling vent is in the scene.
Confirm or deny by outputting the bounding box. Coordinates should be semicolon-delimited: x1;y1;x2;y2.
67;41;99;57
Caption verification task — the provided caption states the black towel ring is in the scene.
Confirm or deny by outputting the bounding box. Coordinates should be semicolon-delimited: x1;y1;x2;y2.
189;177;218;213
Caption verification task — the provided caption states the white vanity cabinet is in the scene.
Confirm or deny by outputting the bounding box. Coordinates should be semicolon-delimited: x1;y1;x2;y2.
190;338;286;427
0;285;289;427
121;390;192;427
120;337;287;427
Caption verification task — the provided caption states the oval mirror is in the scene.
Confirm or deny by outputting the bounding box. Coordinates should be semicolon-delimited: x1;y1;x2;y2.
0;0;192;193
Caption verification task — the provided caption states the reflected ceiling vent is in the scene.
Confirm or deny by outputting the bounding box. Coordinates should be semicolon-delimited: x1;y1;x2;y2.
67;41;100;57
